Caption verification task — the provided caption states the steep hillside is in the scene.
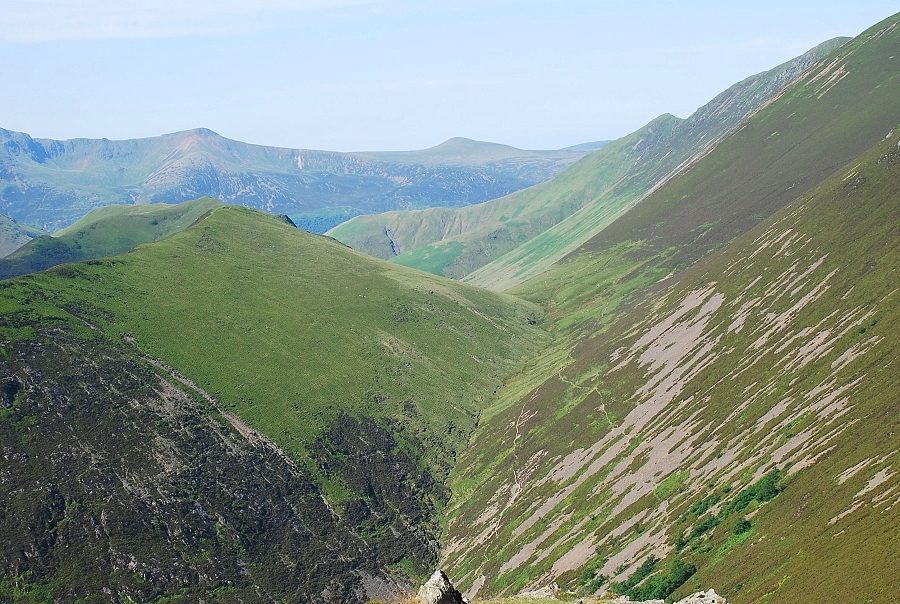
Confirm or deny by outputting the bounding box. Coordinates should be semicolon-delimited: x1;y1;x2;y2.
0;128;597;232
0;214;43;258
441;15;900;604
511;12;899;327
329;38;845;281
0;207;546;602
0;197;223;279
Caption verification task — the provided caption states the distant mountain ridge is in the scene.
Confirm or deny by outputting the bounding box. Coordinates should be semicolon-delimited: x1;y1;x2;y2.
329;37;848;285
0;213;44;257
0;127;605;232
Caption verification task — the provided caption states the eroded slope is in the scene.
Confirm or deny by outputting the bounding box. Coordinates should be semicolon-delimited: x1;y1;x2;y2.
443;115;900;603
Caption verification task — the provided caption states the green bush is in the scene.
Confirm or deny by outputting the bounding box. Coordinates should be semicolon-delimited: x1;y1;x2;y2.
689;514;720;540
722;469;783;516
688;492;721;517
610;555;658;595
733;517;752;535
628;558;697;601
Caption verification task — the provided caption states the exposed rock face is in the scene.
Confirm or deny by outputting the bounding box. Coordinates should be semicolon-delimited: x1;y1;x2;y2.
417;570;464;604
0;328;438;603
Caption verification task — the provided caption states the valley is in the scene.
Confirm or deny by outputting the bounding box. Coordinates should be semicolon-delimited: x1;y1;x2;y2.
0;7;897;604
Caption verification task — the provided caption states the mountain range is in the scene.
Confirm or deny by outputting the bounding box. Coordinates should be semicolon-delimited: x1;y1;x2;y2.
0;128;605;233
327;37;847;286
0;10;897;604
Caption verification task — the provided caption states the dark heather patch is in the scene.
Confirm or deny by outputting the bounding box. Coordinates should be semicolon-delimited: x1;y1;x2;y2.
0;331;401;603
311;414;445;575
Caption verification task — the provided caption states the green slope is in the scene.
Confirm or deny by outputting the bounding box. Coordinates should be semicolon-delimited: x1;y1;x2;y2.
0;214;44;258
0;197;223;279
329;38;845;282
442;14;900;603
0;205;546;601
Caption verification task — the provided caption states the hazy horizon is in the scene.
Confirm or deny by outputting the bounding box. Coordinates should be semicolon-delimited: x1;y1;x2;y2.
2;0;897;152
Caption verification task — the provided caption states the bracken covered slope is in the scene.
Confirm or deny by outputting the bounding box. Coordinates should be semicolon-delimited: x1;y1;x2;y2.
0;207;546;602
329;38;845;283
442;15;899;604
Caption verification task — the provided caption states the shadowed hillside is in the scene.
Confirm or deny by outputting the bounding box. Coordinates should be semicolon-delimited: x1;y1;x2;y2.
0;214;44;258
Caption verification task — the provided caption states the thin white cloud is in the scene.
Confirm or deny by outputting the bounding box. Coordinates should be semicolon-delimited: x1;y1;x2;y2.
0;0;401;43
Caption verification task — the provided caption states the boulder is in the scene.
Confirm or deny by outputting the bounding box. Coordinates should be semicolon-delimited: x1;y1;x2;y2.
417;570;465;604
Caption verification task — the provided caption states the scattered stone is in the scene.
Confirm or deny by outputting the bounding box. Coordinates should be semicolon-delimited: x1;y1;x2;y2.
516;582;560;599
278;214;298;228
417;570;465;604
674;589;727;604
606;596;663;604
600;589;726;604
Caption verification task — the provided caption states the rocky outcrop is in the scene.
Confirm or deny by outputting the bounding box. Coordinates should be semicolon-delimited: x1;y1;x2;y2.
416;570;465;604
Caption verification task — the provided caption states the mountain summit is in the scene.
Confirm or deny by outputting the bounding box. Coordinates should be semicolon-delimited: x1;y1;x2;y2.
0;127;601;233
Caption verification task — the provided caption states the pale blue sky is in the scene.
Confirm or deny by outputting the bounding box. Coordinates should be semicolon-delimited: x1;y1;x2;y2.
2;1;896;151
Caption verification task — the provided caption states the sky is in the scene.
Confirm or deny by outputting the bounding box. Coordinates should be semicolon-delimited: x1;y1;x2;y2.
1;1;897;151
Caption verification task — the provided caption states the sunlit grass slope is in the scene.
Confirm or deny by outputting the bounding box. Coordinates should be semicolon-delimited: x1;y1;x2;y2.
0;197;223;278
2;205;545;476
0;205;548;595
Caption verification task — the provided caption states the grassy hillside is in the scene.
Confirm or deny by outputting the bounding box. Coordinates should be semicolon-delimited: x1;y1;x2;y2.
0;128;597;232
0;205;546;602
0;214;44;258
0;197;223;279
441;15;900;603
329;38;845;282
